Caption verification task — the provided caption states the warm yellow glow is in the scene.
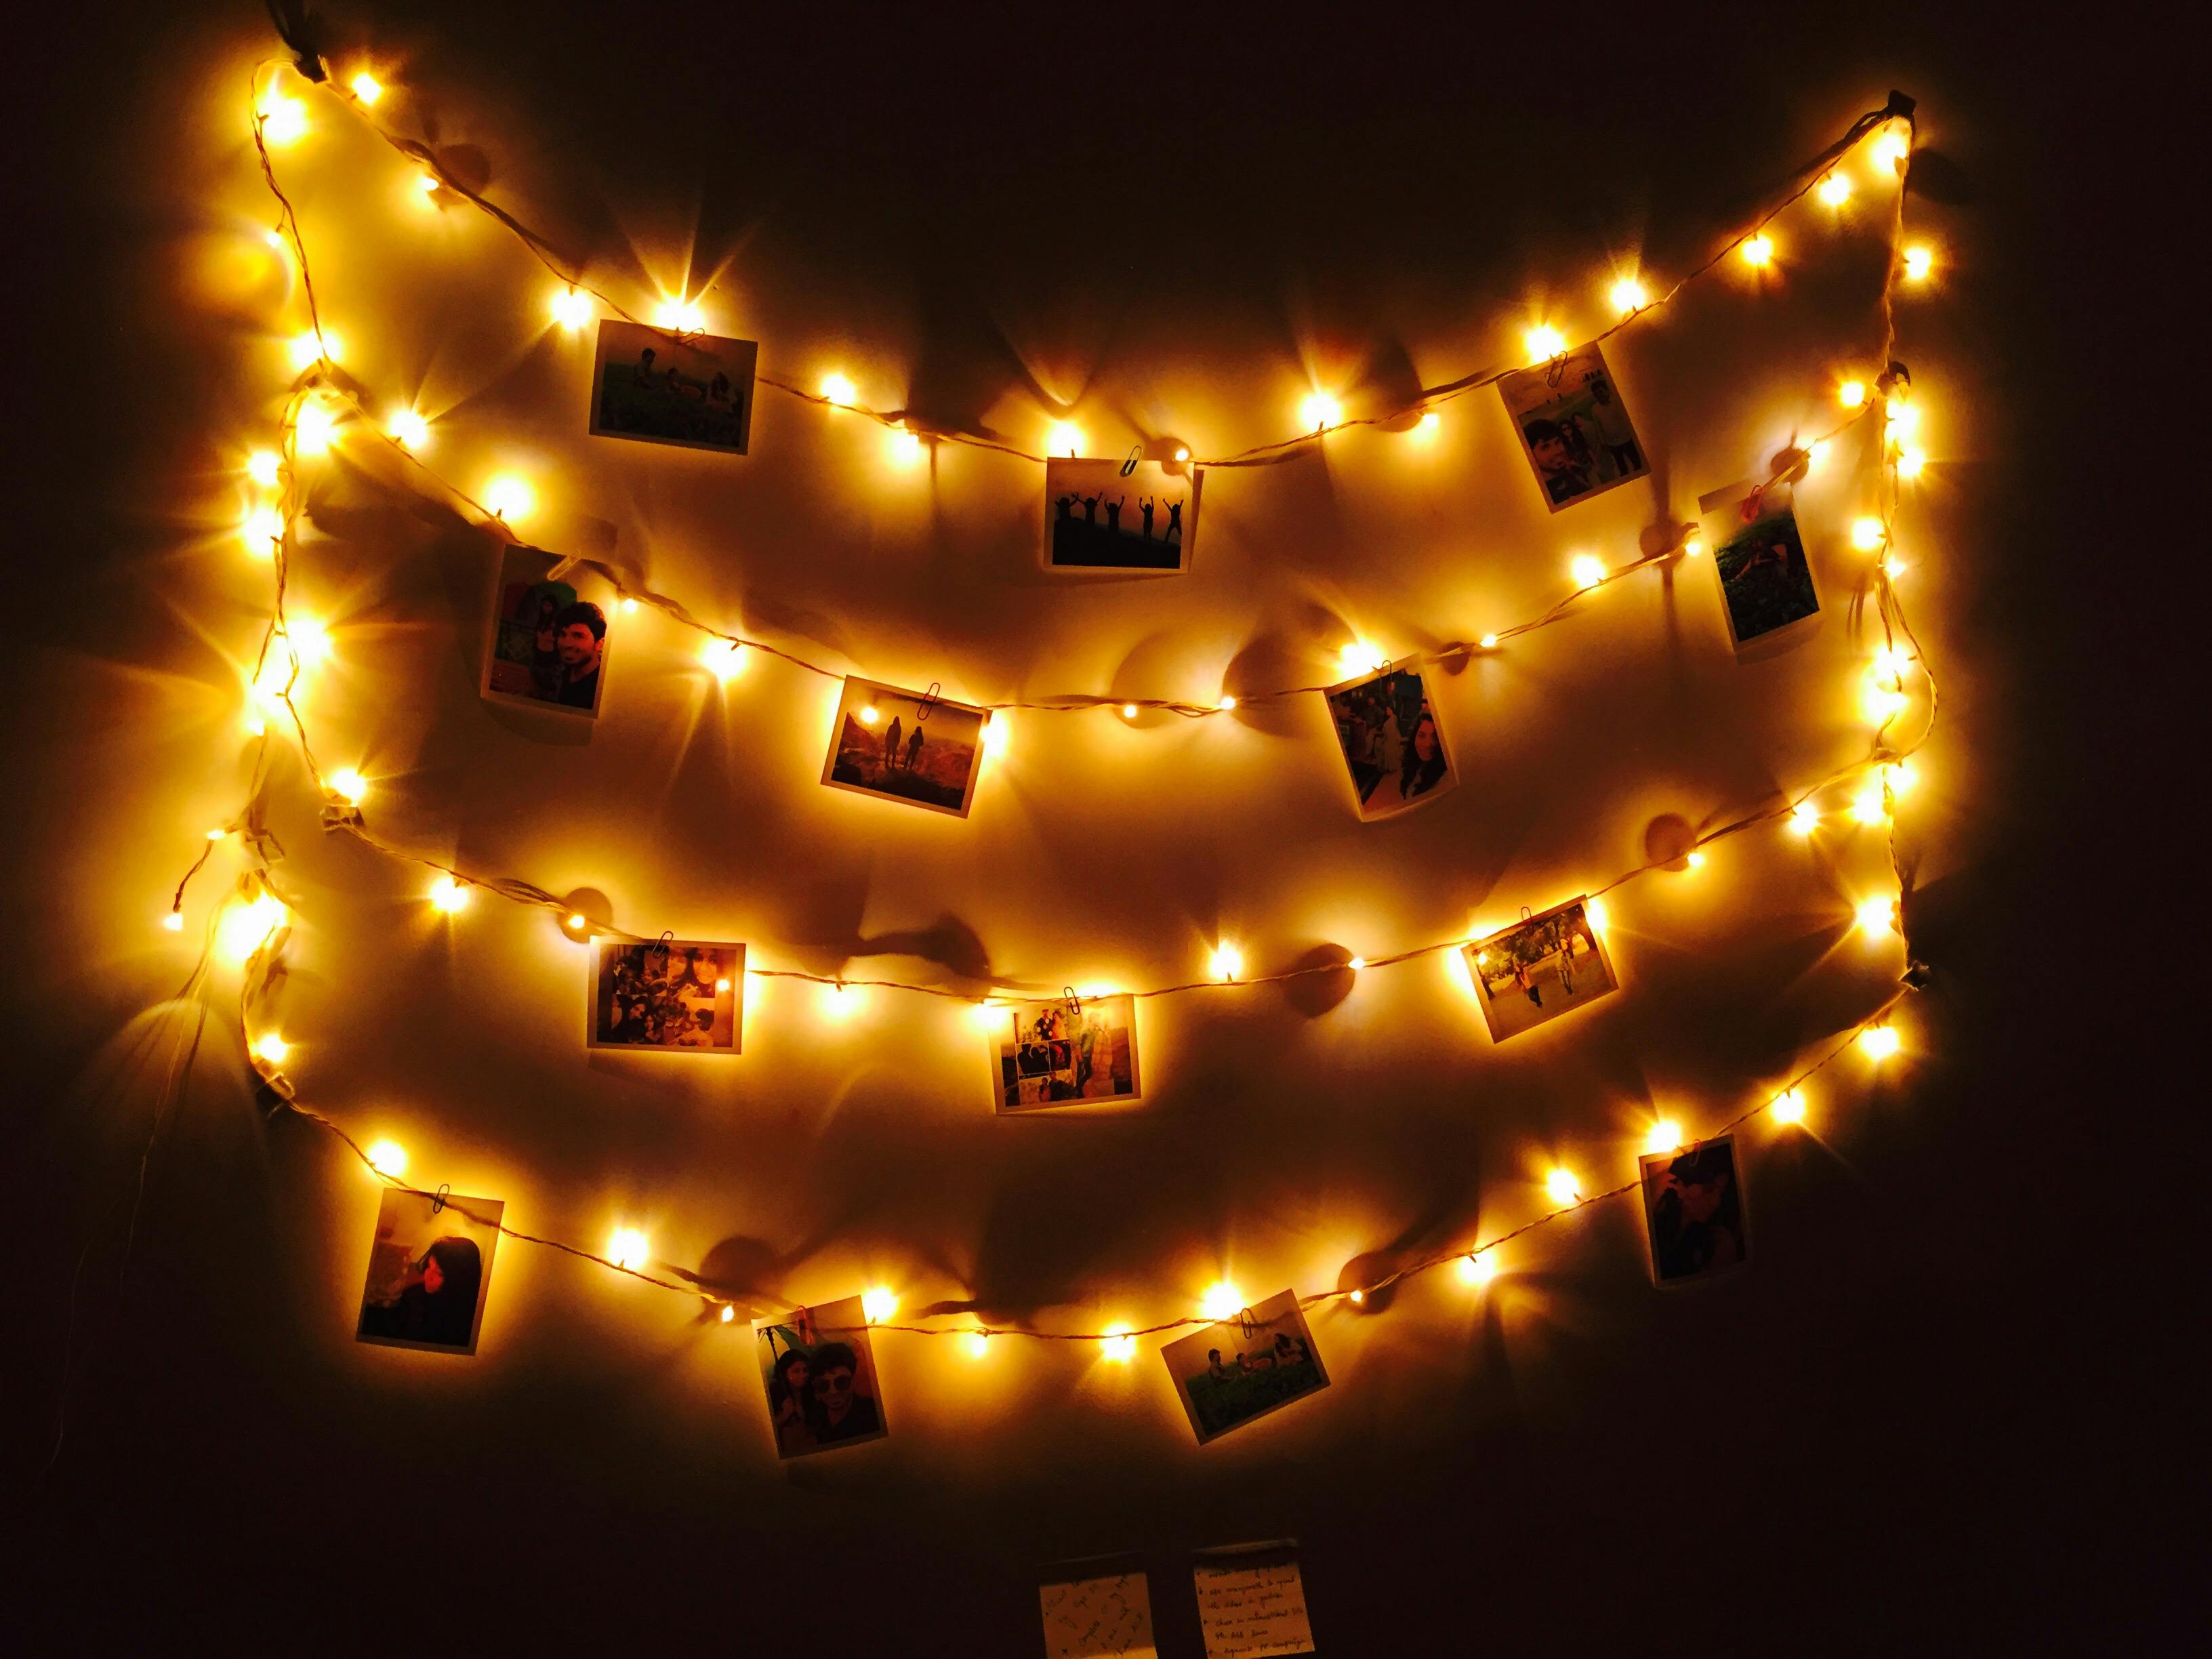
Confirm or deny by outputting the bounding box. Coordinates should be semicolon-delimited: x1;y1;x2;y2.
387;408;430;450
1770;1089;1806;1125
607;1227;650;1269
1120;703;1138;719
820;372;856;407
1299;392;1342;431
887;426;924;465
565;912;587;932
259;95;307;146
1414;411;1441;436
1862;680;1909;724
1681;535;1705;558
1902;245;1935;281
1817;172;1852;207
1872;127;1911;168
286;618;330;662
982;714;1010;756
1524;323;1567;363
1885;398;1920;434
1348;1289;1365;1305
484;476;535;522
1740;234;1774;267
1839;379;1867;409
241;506;283;554
1570;554;1605;588
294;401;336;455
714;977;732;994
1850;517;1886;550
328;767;368;806
415;171;441;197
1609;276;1648;314
1646;1119;1683;1154
1338;642;1385;676
1546;1167;1582;1206
367;1139;408;1176
970;999;1000;1028
1685;851;1708;870
619;597;639;615
1856;895;1897;937
964;1330;991;1359
862;1286;899;1324
1883;760;1919;797
1859;1024;1902;1061
1790;802;1818;834
1479;633;1499;650
1896;446;1927;478
1210;942;1244;982
251;1033;290;1065
1584;897;1610;932
348;72;384;104
429;875;469;913
703;640;748;681
216;894;287;964
720;1305;736;1324
1045;422;1084;457
1173;446;1191;462
1804;439;1829;472
286;330;336;371
1457;1250;1497;1287
653;298;706;331
549;287;594;330
1883;554;1908;579
1216;694;1237;712
819;982;865;1020
162;911;184;932
1347;956;1366;972
1200;1281;1243;1322
1851;788;1888;826
245;449;281;487
1101;1325;1136;1361
857;703;880;726
1870;644;1910;680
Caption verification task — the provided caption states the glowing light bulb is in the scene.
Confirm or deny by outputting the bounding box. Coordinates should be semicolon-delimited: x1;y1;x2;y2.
1790;802;1819;834
1101;1325;1136;1361
286;331;336;371
1886;398;1920;435
1870;645;1910;680
1872;127;1911;169
287;619;330;662
1300;392;1342;432
1414;411;1441;436
1770;1090;1806;1126
1609;276;1648;314
1681;535;1705;558
484;476;535;523
1045;422;1084;457
1524;323;1567;363
1839;380;1868;409
1338;642;1383;676
1851;517;1887;550
653;299;706;331
245;449;281;486
820;373;856;406
549;288;594;330
607;1228;649;1269
1686;851;1708;870
216;894;287;964
367;1139;407;1176
1546;1167;1582;1206
714;977;731;994
1818;172;1851;207
1902;245;1934;282
1804;439;1829;472
241;506;283;554
1201;1282;1242;1322
1347;957;1366;972
1851;789;1887;826
858;703;880;726
1740;234;1774;268
163;911;184;933
1348;1289;1365;1305
703;640;748;681
1479;633;1498;650
1217;695;1237;712
564;912;588;935
429;875;469;913
327;767;367;806
1863;679;1909;723
388;408;430;450
1571;554;1605;588
820;982;865;1020
1120;703;1138;719
887;426;924;465
1173;446;1191;462
1883;555;1908;579
1210;942;1244;982
259;95;307;146
1860;1024;1902;1061
1646;1120;1683;1153
964;1330;990;1359
251;1033;290;1065
294;402;335;455
862;1287;899;1324
348;71;384;104
415;171;441;198
1458;1251;1496;1286
720;1305;736;1324
1584;897;1610;931
981;714;1010;758
1883;760;1919;797
1856;895;1897;937
619;598;639;615
1896;446;1927;478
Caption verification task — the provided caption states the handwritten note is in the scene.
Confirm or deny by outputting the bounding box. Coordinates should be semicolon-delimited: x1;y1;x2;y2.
1194;1557;1315;1659
1039;1572;1157;1658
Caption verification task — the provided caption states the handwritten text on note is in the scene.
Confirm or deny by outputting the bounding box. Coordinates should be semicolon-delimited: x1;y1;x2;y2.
1194;1557;1315;1659
1039;1572;1158;1659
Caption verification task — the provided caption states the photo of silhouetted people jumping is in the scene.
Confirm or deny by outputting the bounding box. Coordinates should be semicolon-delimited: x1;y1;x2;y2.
1046;459;1197;569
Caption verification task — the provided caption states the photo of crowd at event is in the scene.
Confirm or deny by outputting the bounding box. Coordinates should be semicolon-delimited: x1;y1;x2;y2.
1325;668;1454;818
994;994;1139;1110
588;938;743;1052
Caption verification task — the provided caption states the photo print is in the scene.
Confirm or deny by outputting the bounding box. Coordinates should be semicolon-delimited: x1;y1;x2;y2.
1038;1563;1158;1659
821;676;989;818
991;993;1141;1112
1159;1289;1330;1446
587;937;745;1053
1639;1134;1749;1286
589;317;759;455
1193;1542;1316;1659
355;1187;504;1357
752;1295;889;1459
1461;897;1619;1042
1705;486;1821;654
1044;457;1198;572
482;544;612;717
1498;342;1650;511
1322;664;1456;819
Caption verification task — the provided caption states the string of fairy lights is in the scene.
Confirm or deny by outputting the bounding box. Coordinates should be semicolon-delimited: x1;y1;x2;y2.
163;35;1946;1351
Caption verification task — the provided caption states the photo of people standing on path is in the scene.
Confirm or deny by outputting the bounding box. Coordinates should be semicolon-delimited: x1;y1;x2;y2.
1462;897;1619;1041
587;937;744;1053
1160;1289;1330;1446
752;1296;890;1459
1709;496;1821;653
1498;342;1650;512
483;545;613;717
991;994;1141;1111
1043;457;1198;571
354;1188;504;1357
589;318;759;455
1323;665;1456;819
821;676;989;817
1639;1134;1749;1286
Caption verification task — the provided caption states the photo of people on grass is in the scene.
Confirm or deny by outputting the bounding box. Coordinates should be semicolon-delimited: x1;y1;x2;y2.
355;1188;504;1357
1639;1134;1749;1286
753;1296;889;1459
1711;497;1821;651
1160;1289;1330;1446
483;545;611;716
1043;457;1197;572
1323;665;1456;819
991;993;1141;1111
1498;342;1649;511
587;937;744;1053
1462;897;1618;1042
589;318;758;455
821;676;989;817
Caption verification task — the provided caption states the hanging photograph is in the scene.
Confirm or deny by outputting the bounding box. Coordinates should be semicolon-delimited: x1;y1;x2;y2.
1043;457;1198;572
588;317;759;455
1322;664;1456;819
1158;1289;1330;1446
587;937;745;1053
1639;1134;1750;1286
821;676;990;818
1706;489;1821;655
354;1187;504;1357
1460;897;1618;1042
1038;1564;1157;1659
752;1295;890;1459
1498;342;1649;511
990;993;1141;1111
481;544;612;717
